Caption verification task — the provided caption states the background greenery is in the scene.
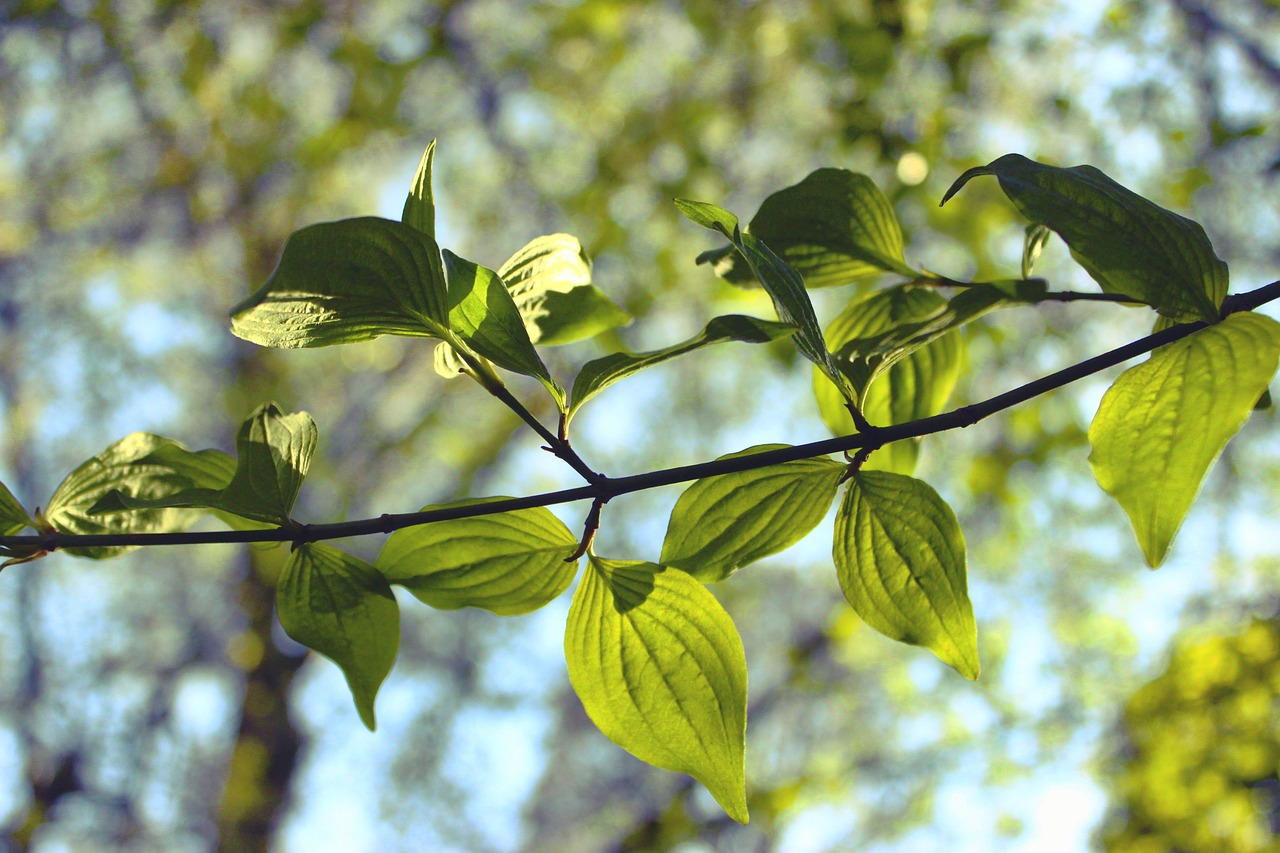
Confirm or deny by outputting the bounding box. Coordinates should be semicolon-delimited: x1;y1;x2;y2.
1;0;1278;849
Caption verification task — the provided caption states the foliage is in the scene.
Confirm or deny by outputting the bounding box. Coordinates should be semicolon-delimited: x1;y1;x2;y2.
1097;617;1280;852
3;143;1278;822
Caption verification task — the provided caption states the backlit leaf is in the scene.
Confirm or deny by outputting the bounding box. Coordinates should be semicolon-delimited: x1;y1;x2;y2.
443;250;565;407
90;403;316;527
832;279;1044;391
943;154;1228;322
661;445;845;581
230;217;450;347
1088;311;1280;567
565;557;748;822
834;471;979;679
47;433;235;559
567;314;796;422
0;480;33;536
677;200;847;400
377;502;579;615
815;285;962;473
697;168;916;287
277;543;399;731
401;140;437;239
498;233;630;345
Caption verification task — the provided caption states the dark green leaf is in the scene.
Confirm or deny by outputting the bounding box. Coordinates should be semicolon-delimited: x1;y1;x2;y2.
834;471;978;679
443;250;565;407
277;543;399;731
401;140;437;239
376;502;579;615
46;433;235;559
230;217;450;347
697;168;916;287
942;154;1228;322
567;314;796;422
1089;312;1280;567
661;445;845;581
565;557;748;823
815;285;962;474
676;199;849;400
498;233;630;345
91;403;316;527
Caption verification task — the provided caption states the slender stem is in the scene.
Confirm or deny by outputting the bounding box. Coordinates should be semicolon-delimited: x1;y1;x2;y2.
459;352;602;483
3;281;1278;554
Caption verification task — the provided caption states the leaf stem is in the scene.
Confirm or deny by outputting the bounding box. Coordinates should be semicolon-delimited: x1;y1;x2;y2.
5;280;1278;554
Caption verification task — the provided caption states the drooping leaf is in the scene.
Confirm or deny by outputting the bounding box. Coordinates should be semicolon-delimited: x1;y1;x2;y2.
697;168;916;287
832;279;1045;391
567;314;796;422
498;233;630;345
442;250;565;407
46;433;235;559
833;471;979;679
661;445;845;581
376;501;579;615
565;557;748;823
814;285;962;474
676;200;849;401
0;480;34;536
230;217;450;347
277;542;399;731
401;140;437;239
90;403;316;527
942;154;1228;322
1088;311;1280;567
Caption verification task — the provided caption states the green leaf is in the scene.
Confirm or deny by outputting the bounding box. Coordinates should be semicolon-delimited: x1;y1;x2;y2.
832;280;1044;391
498;233;630;345
833;471;979;679
677;200;850;403
443;250;565;407
661;445;845;581
942;154;1228;322
230;217;450;347
90;403;316;527
567;314;797;423
277;543;399;731
376;502;579;615
1088;311;1280;567
1022;223;1053;280
46;433;235;559
565;557;748;823
0;480;34;536
697;168;916;287
815;286;962;474
401;140;437;239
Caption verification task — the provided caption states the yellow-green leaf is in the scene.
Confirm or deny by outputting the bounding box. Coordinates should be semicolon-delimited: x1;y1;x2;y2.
1088;311;1280;567
834;471;979;679
565;557;748;823
376;503;579;615
814;285;961;474
661;445;845;581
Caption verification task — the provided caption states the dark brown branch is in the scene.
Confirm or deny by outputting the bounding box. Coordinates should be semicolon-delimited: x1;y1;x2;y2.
3;280;1278;555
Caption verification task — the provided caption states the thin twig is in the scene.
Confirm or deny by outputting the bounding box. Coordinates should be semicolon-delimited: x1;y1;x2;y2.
2;280;1277;554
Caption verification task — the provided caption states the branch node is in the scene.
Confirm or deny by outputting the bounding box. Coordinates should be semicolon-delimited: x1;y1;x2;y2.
566;497;608;562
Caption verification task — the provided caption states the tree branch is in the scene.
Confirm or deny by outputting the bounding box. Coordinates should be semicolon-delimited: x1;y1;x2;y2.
4;280;1278;555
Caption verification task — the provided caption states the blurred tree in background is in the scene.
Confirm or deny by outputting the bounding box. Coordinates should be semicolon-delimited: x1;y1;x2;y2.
1097;613;1280;853
0;0;1278;850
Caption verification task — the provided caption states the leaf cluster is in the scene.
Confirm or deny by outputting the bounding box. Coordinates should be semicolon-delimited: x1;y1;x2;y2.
1;146;1277;822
